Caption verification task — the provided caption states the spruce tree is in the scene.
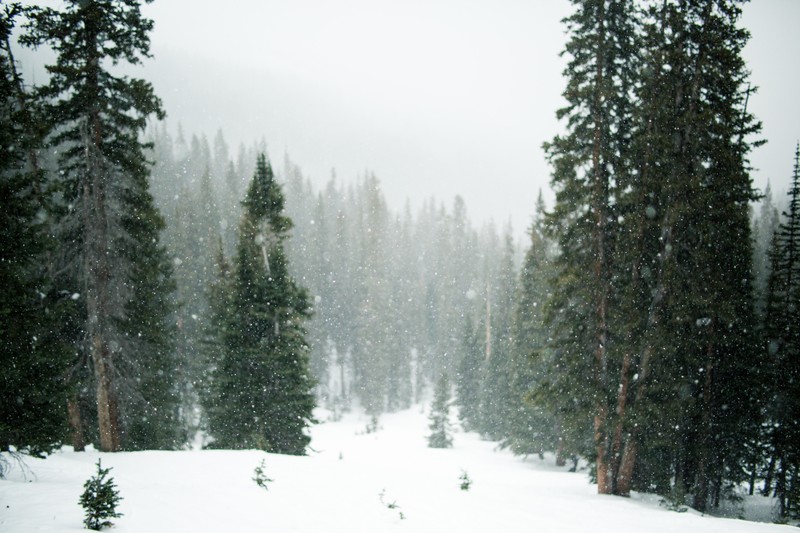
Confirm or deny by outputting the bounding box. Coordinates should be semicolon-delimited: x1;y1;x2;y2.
542;0;638;494
505;193;561;459
428;373;453;449
762;145;800;518
0;4;71;460
206;154;315;454
455;316;484;432
79;459;122;531
21;0;177;452
478;231;517;440
542;0;761;504
612;0;762;506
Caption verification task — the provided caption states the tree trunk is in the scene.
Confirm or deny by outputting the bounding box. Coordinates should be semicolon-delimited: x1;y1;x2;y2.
762;453;775;496
693;334;716;513
66;398;85;452
83;108;121;452
595;408;611;494
591;0;612;495
610;351;632;493
556;436;567;467
616;344;653;496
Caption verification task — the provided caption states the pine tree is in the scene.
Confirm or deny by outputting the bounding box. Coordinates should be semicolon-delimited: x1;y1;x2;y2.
0;3;71;460
542;0;761;504
542;0;638;494
21;0;176;452
455;316;484;432
505;192;561;459
612;0;762;506
206;154;315;454
478;231;517;440
762;145;800;518
428;373;453;448
79;459;122;531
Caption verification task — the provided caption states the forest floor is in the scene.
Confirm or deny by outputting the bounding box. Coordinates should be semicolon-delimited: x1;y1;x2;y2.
0;405;794;532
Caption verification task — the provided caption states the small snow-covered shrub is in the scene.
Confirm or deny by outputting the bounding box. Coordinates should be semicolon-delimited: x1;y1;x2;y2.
459;470;472;491
252;459;273;490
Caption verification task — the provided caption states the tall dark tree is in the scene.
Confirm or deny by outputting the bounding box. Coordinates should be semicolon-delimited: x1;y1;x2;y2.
206;154;315;455
542;0;637;494
612;0;762;506
0;4;70;460
21;0;176;452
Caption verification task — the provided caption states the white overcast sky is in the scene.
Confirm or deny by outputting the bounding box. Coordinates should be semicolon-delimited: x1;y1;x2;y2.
23;1;800;233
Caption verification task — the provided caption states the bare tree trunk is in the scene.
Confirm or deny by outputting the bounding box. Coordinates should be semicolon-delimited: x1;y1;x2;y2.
610;351;632;492
84;100;121;452
556;436;567;467
616;342;654;496
762;453;775;496
92;335;121;452
66;398;85;452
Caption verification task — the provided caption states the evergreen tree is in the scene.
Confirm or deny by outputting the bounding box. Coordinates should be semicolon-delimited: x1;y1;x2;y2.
427;373;453;449
542;0;761;505
753;182;781;315
0;3;70;460
542;0;638;494
79;459;122;531
455;316;484;432
478;230;517;440
612;0;762;506
762;145;800;518
21;0;177;451
504;192;561;459
206;154;315;454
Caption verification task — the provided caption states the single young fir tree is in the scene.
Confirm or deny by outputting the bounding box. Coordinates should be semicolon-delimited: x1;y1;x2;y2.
206;154;315;455
427;373;453;448
21;0;180;452
79;459;122;531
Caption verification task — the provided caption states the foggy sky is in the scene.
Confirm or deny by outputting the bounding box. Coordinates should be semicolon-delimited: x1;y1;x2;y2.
26;1;800;233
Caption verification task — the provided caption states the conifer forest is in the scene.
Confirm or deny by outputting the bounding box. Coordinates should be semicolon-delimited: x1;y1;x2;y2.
1;0;800;523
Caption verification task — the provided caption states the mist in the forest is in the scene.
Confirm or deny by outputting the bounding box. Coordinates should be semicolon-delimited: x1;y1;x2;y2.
134;0;800;233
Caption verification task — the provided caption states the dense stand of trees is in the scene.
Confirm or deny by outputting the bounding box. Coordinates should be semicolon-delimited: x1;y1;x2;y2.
1;0;799;522
144;122;516;424
501;0;797;519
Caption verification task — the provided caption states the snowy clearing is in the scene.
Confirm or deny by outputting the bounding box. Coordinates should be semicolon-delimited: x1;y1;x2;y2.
0;406;793;533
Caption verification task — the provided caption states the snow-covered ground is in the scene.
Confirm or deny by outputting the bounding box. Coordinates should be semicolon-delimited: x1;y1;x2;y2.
0;406;793;532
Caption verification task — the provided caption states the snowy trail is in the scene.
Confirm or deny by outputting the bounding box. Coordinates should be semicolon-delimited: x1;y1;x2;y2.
0;406;793;532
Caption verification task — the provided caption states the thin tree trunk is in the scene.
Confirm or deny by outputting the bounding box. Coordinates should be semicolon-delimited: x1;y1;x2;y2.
66;398;85;452
616;342;654;496
694;331;716;513
762;454;775;496
82;20;121;452
610;351;632;492
84;107;120;454
556;436;567;467
591;0;612;495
